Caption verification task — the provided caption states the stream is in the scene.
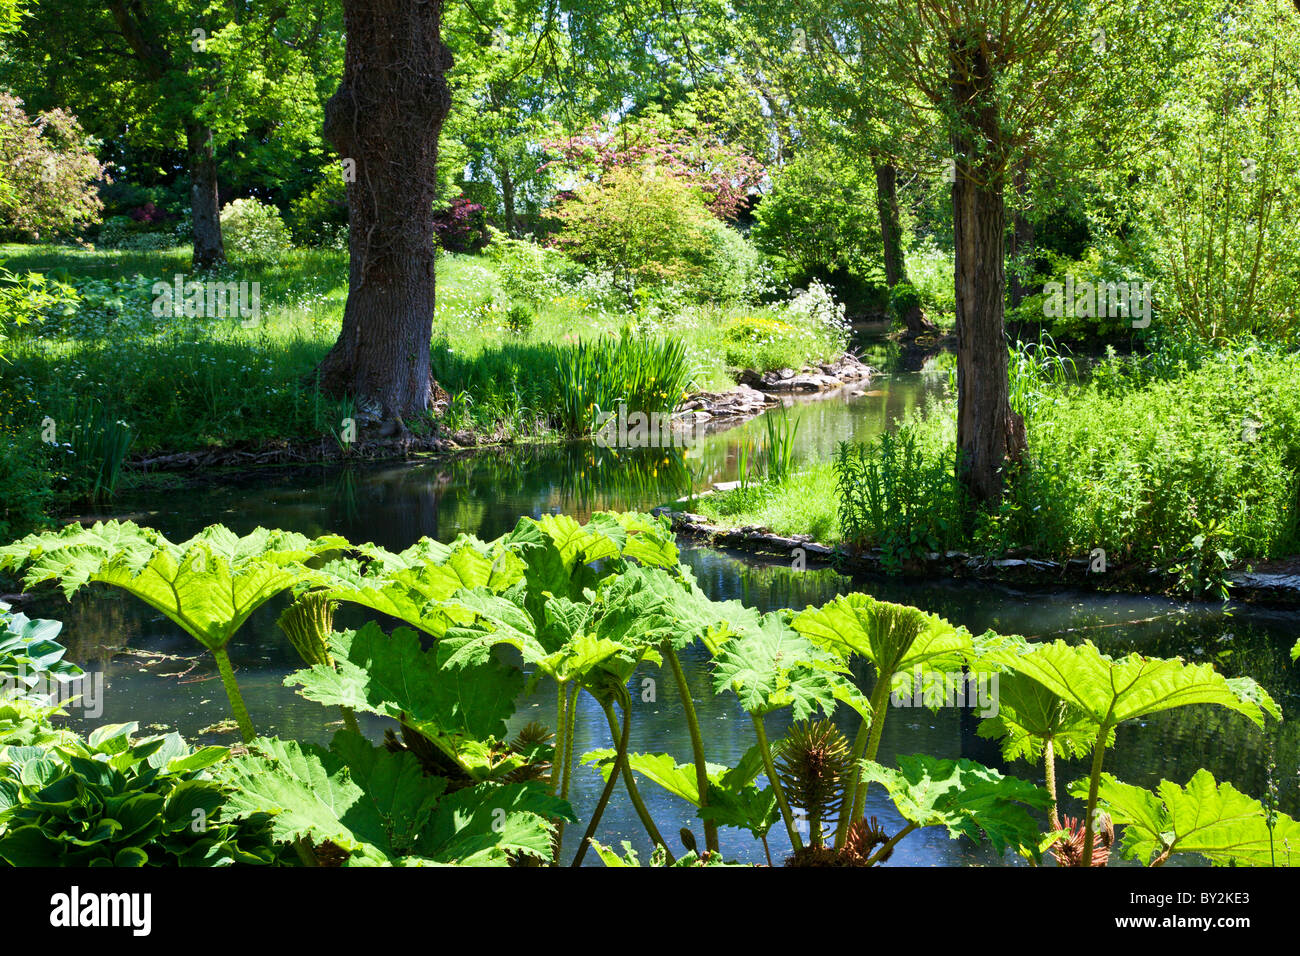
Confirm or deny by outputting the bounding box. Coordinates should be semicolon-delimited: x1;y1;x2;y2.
24;349;1300;866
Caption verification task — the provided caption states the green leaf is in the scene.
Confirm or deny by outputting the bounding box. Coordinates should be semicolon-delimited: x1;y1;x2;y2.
859;754;1051;858
0;522;342;653
792;593;970;678
976;673;1101;762
1078;769;1300;867
711;613;859;719
989;640;1280;730
285;623;521;778
219;734;441;863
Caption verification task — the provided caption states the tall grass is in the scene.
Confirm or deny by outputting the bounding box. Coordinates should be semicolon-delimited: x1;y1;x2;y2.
66;397;134;502
834;430;965;571
761;407;800;483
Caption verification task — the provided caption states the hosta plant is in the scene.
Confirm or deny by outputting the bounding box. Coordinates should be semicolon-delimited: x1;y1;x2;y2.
0;721;283;867
0;601;83;699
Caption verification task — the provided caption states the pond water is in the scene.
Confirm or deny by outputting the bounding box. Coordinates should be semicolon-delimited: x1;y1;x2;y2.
26;354;1300;867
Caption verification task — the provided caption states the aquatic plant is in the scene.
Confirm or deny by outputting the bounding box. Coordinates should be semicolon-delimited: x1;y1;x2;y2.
0;522;348;741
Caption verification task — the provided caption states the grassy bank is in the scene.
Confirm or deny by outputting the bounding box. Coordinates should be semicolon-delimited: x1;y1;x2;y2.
693;340;1300;596
0;243;851;538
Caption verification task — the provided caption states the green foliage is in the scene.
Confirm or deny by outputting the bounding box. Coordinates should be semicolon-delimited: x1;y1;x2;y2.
834;430;965;570
0;92;104;239
0;521;347;740
219;731;570;866
0;522;345;653
219;198;291;261
0;264;80;356
287;624;523;781
0;601;82;699
976;671;1099;764
859;755;1051;859
712;613;865;720
1129;3;1300;342
551;332;695;437
286;162;348;248
821;343;1300;596
1078;769;1300;867
555;165;717;296
751;150;883;293
0;721;282;866
1;511;1290;867
989;639;1279;731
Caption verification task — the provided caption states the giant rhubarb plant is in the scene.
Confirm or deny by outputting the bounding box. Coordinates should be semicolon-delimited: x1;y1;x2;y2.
791;593;970;847
1075;769;1300;866
0;522;347;742
988;639;1280;865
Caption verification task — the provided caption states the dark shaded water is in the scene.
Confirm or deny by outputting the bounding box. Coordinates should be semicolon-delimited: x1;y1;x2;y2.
27;366;1300;866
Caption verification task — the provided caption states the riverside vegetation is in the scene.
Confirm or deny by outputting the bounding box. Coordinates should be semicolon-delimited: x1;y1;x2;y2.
694;334;1300;598
0;238;853;541
0;512;1294;867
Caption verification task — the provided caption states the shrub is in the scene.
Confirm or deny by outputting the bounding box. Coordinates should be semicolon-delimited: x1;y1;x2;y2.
0;93;104;239
433;196;490;253
905;239;956;319
219;197;291;260
751;151;882;289
888;282;922;326
698;219;766;304
555;165;715;295
287;163;349;247
484;228;567;309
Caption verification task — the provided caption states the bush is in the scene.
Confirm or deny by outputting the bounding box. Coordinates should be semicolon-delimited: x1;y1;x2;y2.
888;282;922;326
287;163;349;248
698;219;767;304
219;197;291;260
555;165;716;296
484;228;568;309
751;150;882;296
433;196;490;253
0;93;104;239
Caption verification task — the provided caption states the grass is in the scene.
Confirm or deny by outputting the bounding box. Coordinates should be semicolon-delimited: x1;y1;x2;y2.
0;242;852;536
695;462;842;545
691;340;1300;596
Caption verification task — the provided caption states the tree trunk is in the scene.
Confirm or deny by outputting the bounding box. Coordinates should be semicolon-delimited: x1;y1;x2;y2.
875;161;907;288
875;159;935;336
187;122;226;269
499;160;518;238
1008;161;1034;309
950;32;1026;507
317;0;453;427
